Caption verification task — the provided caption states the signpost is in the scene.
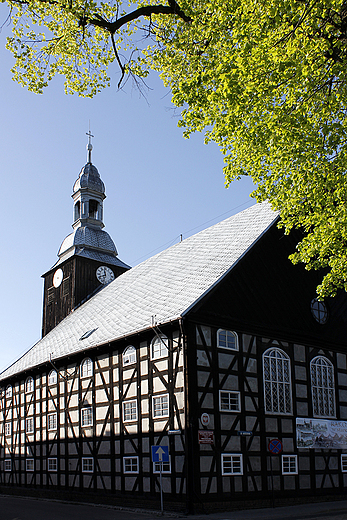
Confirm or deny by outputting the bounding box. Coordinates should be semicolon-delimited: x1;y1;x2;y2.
268;439;283;508
151;445;169;514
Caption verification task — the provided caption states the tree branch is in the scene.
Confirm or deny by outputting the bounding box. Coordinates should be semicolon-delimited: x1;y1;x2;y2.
88;2;192;34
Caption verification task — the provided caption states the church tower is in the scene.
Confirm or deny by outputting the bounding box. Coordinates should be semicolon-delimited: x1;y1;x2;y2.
41;135;130;337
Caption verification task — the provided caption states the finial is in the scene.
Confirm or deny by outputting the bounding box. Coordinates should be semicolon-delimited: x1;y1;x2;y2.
86;126;94;164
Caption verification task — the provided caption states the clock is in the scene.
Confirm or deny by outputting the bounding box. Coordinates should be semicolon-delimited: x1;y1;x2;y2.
53;268;63;288
96;266;115;285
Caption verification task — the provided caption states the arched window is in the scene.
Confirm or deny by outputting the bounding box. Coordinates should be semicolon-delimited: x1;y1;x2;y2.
263;348;292;414
217;329;238;350
310;356;335;417
74;201;80;221
5;385;12;398
151;335;169;360
89;199;99;219
48;370;57;386
25;377;34;394
80;358;93;378
123;346;136;366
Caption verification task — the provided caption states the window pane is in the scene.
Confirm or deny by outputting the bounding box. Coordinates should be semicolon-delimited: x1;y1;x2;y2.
263;348;292;414
310;357;335;417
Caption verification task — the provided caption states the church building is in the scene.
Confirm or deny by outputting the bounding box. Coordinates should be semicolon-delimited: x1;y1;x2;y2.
1;143;347;511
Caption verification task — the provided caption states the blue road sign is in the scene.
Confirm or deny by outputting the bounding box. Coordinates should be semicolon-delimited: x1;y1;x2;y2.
151;445;169;463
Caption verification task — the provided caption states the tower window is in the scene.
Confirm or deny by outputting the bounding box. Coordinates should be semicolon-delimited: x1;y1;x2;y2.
74;201;81;221
89;199;99;219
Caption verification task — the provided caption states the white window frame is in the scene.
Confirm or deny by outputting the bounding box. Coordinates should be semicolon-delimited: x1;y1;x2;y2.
26;417;34;434
25;377;34;394
152;394;169;418
48;412;57;431
310;356;336;418
221;453;243;475
217;329;238;350
48;458;57;472
282;455;298;475
81;407;93;427
153;459;171;474
26;459;34;472
5;422;11;436
82;457;93;473
219;390;241;412
123;400;138;422
263;348;292;414
80;358;93;378
151;335;169;360
341;454;347;472
48;370;57;385
123;456;139;474
4;459;11;472
123;346;136;366
5;385;12;398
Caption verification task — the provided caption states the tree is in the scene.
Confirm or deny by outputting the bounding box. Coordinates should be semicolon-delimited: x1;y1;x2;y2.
3;0;347;298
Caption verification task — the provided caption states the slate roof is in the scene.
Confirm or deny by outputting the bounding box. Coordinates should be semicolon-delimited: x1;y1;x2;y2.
0;202;277;381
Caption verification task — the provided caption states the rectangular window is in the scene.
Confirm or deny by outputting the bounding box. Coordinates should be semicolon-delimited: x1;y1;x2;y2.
5;423;11;436
341;455;347;472
219;390;241;412
123;456;139;474
26;417;34;434
153;394;169;418
221;454;243;475
153;460;171;474
123;400;138;422
26;459;34;472
82;457;93;473
282;455;298;475
81;407;93;427
48;413;57;431
48;458;57;472
4;459;11;472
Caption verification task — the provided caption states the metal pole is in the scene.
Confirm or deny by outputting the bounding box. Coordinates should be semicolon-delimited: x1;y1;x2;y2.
160;461;163;515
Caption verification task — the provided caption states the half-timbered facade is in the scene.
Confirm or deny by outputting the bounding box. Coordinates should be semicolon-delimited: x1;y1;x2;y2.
2;198;347;510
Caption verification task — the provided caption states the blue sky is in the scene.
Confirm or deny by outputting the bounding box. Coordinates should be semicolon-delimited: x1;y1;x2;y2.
0;7;255;373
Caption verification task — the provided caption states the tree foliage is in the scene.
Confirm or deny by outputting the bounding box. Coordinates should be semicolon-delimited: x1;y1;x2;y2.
3;0;347;298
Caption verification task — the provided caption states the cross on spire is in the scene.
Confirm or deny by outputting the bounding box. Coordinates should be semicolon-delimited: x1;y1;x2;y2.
86;128;94;163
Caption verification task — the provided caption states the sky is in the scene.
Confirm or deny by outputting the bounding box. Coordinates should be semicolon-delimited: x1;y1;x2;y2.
0;6;255;373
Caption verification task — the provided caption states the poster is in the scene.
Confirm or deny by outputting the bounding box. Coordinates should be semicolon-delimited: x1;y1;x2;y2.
296;417;347;449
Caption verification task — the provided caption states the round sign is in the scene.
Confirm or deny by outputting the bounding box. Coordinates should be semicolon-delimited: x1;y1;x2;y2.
201;413;210;426
268;438;283;455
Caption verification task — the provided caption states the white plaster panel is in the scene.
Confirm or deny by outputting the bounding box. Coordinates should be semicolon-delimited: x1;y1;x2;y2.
142;418;149;432
294;344;305;362
153;360;168;372
198;392;213;409
97;354;109;368
197;350;210;367
96;405;108;421
140;360;148;377
296;384;307;398
124;424;138;435
297;402;308;416
218;353;234;369
281;419;293;433
220;415;239;431
196;326;211;346
141;399;149;415
141;380;148;395
153;378;167;393
198;371;211;387
337;353;347;370
338;373;347;386
295;366;307;380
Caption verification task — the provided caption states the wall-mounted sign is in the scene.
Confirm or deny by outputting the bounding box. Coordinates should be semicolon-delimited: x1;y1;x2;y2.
268;438;283;455
201;413;210;426
296;417;347;449
198;430;214;444
238;431;253;436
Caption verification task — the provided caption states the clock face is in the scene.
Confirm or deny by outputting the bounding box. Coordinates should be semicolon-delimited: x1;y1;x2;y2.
53;268;63;288
96;266;115;285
